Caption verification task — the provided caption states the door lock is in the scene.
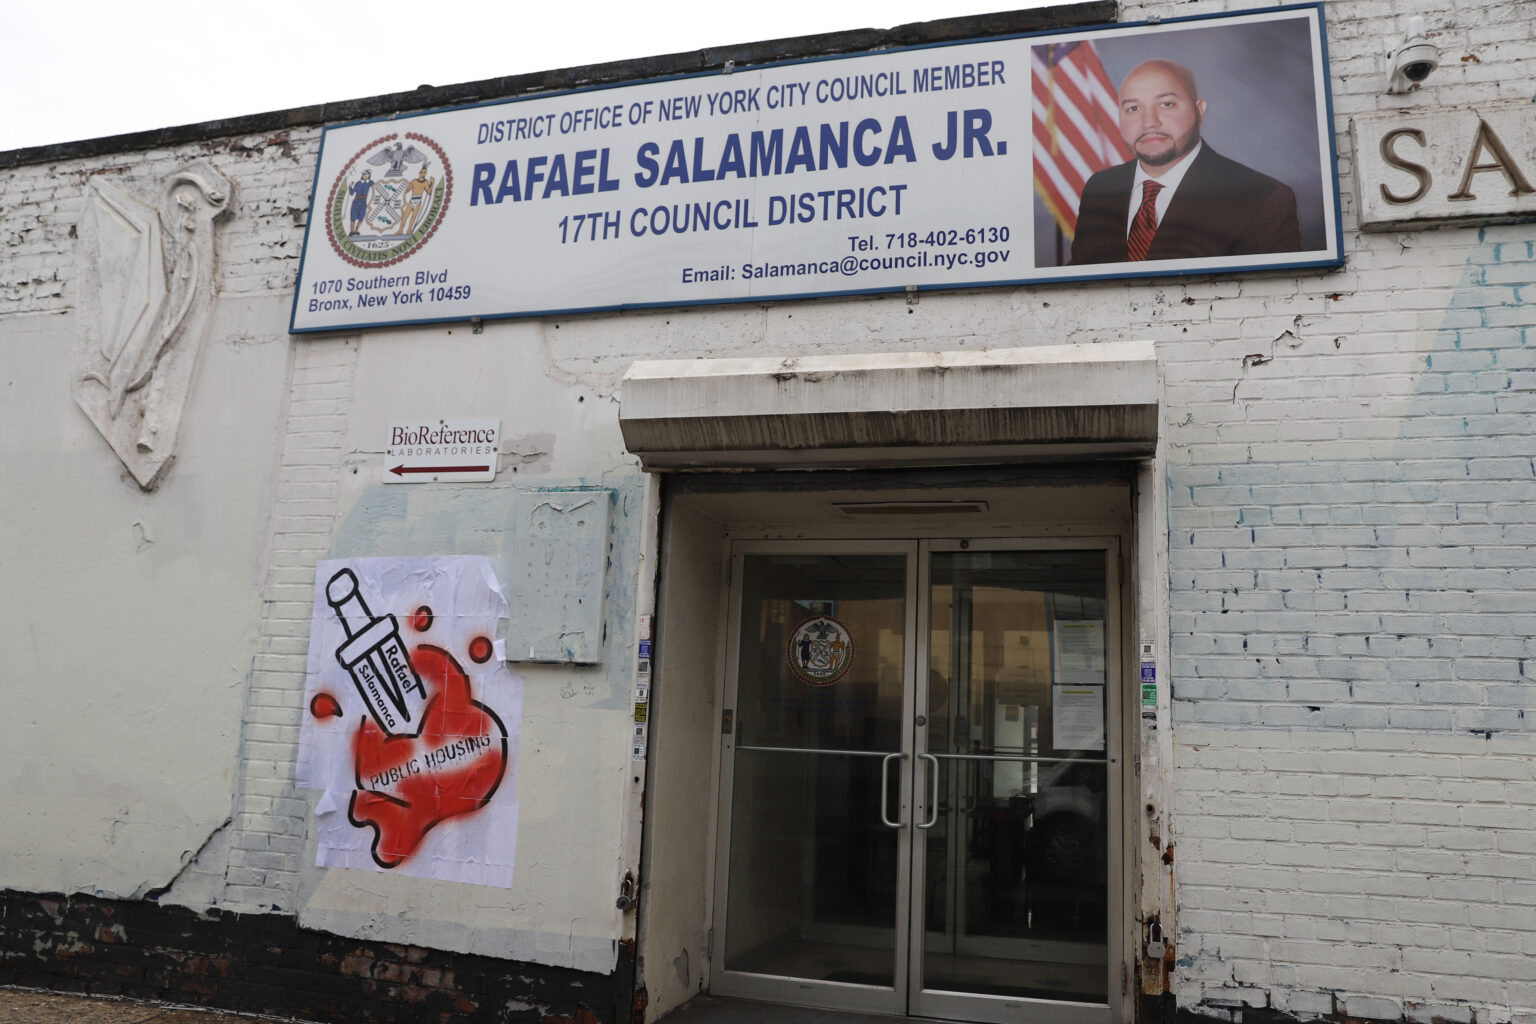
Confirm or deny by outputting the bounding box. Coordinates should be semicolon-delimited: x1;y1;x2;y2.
1145;921;1167;960
616;871;636;912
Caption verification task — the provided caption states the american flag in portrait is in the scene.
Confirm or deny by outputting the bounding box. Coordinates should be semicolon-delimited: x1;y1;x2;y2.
1032;41;1132;239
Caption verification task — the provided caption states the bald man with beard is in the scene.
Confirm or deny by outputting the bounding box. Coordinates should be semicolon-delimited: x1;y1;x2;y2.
1068;59;1302;266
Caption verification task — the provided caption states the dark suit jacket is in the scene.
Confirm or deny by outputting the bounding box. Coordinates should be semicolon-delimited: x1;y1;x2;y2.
1068;145;1302;266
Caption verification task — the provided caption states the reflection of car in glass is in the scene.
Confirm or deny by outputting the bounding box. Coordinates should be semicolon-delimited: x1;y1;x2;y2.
1023;759;1107;930
1026;760;1106;878
955;756;1106;935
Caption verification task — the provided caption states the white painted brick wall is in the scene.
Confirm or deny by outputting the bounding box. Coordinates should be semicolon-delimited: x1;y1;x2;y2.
0;131;317;319
1122;3;1536;1021
1175;727;1536;1022
1157;233;1536;1022
216;334;356;911
5;0;1534;1016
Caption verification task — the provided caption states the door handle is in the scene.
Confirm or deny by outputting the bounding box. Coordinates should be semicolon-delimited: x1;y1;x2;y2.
879;752;906;828
917;753;940;829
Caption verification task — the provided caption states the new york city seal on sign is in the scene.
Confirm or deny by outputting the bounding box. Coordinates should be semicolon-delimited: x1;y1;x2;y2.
325;132;453;268
788;615;855;687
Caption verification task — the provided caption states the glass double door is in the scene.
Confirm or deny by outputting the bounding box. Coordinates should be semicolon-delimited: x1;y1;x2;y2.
713;540;1120;1024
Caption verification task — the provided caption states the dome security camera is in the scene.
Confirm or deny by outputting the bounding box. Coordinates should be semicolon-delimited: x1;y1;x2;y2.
1388;16;1440;93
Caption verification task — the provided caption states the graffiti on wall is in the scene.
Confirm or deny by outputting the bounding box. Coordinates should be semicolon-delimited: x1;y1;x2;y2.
297;556;523;887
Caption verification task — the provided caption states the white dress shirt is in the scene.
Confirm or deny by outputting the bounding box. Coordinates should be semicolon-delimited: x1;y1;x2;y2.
1125;141;1204;238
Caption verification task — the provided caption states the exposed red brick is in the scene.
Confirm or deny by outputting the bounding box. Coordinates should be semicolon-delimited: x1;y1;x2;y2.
339;954;374;978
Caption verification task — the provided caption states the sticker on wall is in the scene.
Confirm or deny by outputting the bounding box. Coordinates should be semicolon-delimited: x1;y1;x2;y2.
1140;639;1158;711
787;615;855;687
296;556;523;888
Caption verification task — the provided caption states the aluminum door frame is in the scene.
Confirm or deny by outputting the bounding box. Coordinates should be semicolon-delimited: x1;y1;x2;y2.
709;540;921;1016
907;537;1123;1024
709;537;1126;1024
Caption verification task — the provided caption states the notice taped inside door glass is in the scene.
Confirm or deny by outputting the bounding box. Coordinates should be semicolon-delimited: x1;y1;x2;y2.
1052;620;1105;751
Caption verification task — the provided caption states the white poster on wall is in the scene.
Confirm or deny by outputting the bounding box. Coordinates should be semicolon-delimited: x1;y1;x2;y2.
296;556;524;888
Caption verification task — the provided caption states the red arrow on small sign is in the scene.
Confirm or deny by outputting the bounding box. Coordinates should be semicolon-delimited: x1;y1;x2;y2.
389;464;492;476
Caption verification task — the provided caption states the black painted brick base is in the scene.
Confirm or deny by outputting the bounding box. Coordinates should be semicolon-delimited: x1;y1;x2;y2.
0;889;634;1024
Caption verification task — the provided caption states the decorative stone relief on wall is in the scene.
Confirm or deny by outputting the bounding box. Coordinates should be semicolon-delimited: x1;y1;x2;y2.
73;161;235;489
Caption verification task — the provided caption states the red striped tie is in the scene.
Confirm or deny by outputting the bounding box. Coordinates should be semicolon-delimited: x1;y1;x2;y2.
1126;179;1163;261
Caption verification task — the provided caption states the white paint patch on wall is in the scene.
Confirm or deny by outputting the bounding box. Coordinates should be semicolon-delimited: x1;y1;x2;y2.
0;286;291;898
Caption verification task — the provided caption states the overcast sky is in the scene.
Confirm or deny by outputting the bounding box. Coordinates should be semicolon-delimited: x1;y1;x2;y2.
5;0;1059;153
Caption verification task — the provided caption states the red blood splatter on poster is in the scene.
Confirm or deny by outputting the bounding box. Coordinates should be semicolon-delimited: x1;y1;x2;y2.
310;693;344;719
347;644;508;868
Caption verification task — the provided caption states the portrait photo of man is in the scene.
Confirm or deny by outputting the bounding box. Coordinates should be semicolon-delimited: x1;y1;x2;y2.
1031;13;1332;271
1070;59;1300;264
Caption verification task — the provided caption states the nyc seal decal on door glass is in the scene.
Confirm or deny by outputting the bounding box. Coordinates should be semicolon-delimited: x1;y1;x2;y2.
788;614;855;687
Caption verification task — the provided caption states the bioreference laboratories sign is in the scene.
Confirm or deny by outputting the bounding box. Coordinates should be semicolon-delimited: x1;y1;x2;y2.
290;5;1341;332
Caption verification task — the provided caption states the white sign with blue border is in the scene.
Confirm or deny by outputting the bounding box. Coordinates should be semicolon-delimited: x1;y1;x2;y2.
290;4;1341;333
